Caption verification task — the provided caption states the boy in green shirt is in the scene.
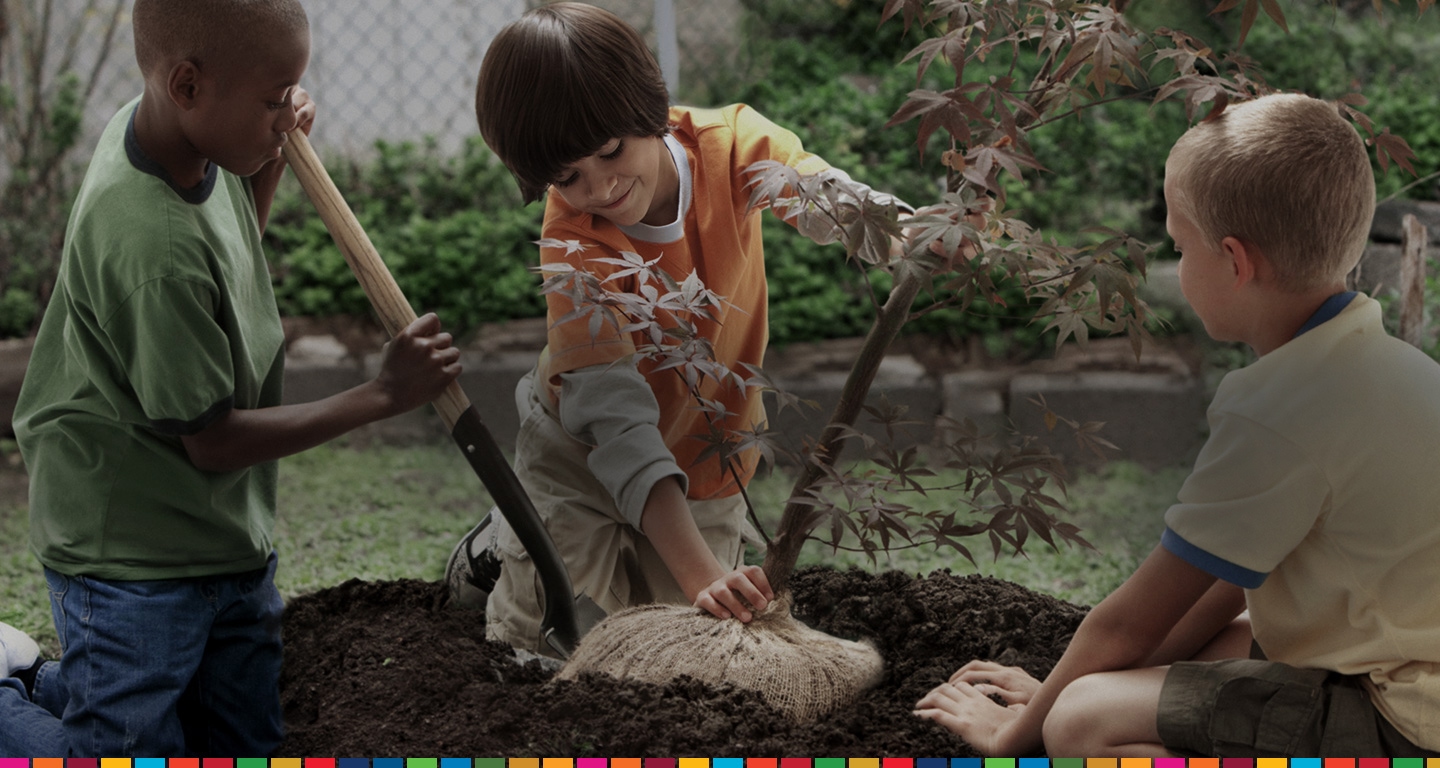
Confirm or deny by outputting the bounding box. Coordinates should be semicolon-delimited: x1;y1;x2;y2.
1;0;460;756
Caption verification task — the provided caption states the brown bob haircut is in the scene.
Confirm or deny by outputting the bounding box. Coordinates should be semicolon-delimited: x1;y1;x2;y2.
476;2;671;203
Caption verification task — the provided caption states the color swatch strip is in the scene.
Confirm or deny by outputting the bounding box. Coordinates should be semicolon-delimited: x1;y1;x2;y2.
0;759;1436;767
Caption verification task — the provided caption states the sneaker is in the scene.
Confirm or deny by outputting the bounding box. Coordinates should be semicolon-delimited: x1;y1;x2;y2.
446;507;503;610
0;622;39;677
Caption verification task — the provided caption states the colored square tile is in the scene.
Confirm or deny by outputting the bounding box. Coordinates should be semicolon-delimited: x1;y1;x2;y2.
471;760;503;768
1289;761;1321;768
239;760;269;768
678;760;707;768
1324;760;1355;768
1017;760;1047;768
374;760;405;768
812;761;844;768
1393;760;1424;768
950;761;982;768
1085;760;1116;768
1153;761;1183;768
100;759;129;768
884;760;913;768
577;761;607;768
169;760;199;768
306;761;336;768
713;761;743;768
202;759;232;768
511;760;540;768
544;760;573;768
983;761;1013;768
612;760;642;768
441;759;470;768
0;759;29;768
1358;760;1388;768
65;760;98;768
781;760;809;768
645;760;677;768
1255;760;1284;768
1119;759;1148;768
1187;761;1219;768
1221;760;1252;768
339;761;370;768
918;760;949;768
1047;760;1080;768
849;761;879;768
271;761;302;768
135;761;165;768
406;760;436;768
745;760;776;768
34;761;63;768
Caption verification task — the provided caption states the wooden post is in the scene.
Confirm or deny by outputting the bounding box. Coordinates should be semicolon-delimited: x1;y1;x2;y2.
1398;213;1429;349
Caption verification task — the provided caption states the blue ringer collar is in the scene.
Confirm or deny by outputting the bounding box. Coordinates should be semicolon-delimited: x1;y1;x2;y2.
1293;291;1358;338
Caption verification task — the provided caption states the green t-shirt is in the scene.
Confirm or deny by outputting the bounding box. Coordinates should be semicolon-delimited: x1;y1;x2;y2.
14;98;285;580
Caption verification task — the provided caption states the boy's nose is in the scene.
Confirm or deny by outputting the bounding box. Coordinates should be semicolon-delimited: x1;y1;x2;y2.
591;173;619;203
275;104;300;134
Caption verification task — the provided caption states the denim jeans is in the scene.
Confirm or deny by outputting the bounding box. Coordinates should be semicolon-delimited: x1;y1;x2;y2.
0;554;284;757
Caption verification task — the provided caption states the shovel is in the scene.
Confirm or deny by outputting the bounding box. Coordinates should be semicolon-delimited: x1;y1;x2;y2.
281;129;605;658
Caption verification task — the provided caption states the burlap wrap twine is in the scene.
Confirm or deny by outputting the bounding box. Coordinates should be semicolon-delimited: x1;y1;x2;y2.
556;593;884;721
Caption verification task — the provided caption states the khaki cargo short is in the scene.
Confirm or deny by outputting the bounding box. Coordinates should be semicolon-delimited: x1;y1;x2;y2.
484;369;751;657
1158;657;1439;757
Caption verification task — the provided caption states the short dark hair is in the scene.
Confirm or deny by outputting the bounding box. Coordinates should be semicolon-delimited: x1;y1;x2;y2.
475;2;670;203
133;0;308;76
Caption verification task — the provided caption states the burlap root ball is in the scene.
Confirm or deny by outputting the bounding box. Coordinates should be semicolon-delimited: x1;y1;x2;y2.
556;593;883;721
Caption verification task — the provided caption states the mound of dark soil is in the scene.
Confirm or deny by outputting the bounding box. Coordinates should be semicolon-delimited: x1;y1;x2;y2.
277;567;1087;756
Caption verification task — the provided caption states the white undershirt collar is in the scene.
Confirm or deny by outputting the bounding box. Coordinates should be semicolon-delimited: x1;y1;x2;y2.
618;133;690;245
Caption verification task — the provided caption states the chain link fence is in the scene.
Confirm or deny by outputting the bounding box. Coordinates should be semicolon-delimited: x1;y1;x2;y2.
22;0;745;161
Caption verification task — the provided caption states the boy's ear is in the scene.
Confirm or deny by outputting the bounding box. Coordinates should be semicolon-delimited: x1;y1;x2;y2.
167;60;202;110
1221;235;1261;289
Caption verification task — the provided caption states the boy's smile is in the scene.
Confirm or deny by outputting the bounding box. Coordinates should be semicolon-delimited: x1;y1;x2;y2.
552;135;679;227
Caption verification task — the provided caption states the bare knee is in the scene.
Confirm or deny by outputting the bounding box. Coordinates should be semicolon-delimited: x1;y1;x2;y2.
1044;673;1111;756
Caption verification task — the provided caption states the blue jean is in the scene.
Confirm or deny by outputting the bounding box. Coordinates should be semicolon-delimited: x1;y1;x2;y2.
0;554;284;757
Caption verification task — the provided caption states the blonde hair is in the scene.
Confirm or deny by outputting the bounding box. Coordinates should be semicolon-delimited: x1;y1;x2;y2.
1165;93;1375;292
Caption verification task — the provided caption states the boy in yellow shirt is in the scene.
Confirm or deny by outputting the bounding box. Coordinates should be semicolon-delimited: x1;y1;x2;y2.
916;93;1440;757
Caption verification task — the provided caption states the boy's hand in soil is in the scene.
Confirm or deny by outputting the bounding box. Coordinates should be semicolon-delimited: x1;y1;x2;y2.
948;660;1042;706
373;312;463;414
694;565;774;623
914;677;1033;756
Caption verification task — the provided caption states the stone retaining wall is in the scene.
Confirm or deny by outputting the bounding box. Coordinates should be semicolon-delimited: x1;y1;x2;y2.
4;199;1435;473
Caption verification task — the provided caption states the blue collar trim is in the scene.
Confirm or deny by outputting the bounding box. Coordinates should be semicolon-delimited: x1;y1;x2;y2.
1293;291;1358;338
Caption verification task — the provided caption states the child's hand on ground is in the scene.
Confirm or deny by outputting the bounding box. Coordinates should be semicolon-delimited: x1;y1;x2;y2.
374;312;462;415
915;661;1041;756
948;659;1041;706
693;564;774;623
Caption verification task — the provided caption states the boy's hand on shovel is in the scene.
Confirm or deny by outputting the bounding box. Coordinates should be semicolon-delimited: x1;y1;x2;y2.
374;312;463;416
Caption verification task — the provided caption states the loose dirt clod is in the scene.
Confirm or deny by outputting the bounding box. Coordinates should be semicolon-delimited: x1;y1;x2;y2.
556;593;883;721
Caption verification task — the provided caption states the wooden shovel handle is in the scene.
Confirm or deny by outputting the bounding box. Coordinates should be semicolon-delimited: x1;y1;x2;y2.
280;129;469;429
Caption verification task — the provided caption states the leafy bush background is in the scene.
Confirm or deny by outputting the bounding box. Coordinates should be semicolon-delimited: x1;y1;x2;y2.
6;0;1438;346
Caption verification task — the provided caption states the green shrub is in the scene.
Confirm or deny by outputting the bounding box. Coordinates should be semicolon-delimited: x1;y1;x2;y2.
263;137;546;338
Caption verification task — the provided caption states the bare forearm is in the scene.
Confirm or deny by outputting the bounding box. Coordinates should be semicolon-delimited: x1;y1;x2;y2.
638;476;726;601
181;381;401;472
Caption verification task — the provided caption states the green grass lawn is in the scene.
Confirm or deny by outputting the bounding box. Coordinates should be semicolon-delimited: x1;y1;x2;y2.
0;439;1187;657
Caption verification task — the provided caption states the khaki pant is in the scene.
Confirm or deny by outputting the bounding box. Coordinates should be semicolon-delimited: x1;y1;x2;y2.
485;369;750;657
